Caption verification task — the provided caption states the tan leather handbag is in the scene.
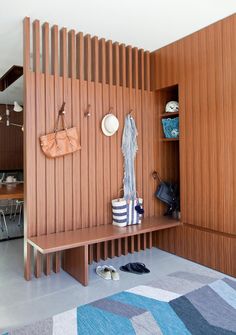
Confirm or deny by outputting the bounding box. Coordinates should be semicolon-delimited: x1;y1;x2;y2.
40;102;81;158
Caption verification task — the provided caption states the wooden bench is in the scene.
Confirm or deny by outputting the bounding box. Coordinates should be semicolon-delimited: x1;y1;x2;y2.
27;216;180;286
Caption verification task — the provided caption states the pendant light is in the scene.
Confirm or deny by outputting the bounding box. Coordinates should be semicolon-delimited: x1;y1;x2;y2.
13;101;23;112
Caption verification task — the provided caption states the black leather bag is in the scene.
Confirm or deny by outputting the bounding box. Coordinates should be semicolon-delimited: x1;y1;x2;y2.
156;182;173;205
153;171;179;215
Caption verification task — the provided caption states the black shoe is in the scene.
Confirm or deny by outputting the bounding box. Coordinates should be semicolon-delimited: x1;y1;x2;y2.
120;262;150;275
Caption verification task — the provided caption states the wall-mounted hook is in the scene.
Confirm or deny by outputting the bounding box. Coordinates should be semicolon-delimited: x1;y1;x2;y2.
84;104;91;117
152;170;162;183
59;102;66;115
128;109;135;117
152;171;158;180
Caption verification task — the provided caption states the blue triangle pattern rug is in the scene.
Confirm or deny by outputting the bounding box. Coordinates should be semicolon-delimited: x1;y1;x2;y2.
4;271;236;334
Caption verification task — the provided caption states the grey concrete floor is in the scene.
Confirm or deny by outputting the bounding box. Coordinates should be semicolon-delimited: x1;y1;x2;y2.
0;238;229;332
0;215;23;240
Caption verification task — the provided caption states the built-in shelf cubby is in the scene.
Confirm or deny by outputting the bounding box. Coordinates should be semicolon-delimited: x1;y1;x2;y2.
156;84;180;215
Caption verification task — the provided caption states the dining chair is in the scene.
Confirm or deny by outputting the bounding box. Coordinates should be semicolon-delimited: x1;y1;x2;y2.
0;203;9;238
0;173;5;183
14;200;24;227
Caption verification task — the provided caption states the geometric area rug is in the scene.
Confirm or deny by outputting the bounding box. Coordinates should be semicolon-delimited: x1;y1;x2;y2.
4;272;236;335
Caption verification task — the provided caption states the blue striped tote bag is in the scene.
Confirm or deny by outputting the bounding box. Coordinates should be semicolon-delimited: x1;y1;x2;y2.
112;196;143;227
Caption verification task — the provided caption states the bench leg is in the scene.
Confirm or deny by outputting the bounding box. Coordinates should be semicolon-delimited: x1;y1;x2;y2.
53;252;61;273
44;254;51;276
34;249;42;278
24;242;32;281
63;245;88;286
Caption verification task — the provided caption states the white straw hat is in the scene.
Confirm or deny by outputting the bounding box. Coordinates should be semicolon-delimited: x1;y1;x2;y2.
101;114;119;136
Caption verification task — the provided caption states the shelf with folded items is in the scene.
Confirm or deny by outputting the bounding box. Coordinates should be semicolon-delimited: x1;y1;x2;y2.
160;112;179;118
161;137;179;142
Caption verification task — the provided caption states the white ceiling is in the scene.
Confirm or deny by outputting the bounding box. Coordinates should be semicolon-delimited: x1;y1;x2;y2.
0;0;235;104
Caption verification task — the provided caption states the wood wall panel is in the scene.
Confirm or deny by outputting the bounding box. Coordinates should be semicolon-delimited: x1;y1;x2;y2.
152;14;236;276
24;18;158;274
156;225;236;277
0;104;23;171
24;15;236;278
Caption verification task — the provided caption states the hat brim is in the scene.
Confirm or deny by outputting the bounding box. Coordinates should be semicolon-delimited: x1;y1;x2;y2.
101;114;119;136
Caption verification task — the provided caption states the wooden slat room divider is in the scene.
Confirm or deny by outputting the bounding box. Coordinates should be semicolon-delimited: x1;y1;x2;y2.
23;17;159;279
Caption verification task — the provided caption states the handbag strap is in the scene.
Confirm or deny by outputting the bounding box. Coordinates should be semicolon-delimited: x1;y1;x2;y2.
54;102;68;132
54;102;74;149
118;188;124;201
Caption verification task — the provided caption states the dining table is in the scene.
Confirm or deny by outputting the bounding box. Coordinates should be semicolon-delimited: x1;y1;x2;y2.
0;183;24;200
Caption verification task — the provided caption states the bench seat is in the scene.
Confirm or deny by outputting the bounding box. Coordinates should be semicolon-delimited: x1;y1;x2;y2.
27;216;180;286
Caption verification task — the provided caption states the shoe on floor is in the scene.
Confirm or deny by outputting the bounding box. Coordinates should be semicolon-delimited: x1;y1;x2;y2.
120;262;150;275
108;266;120;281
96;265;112;280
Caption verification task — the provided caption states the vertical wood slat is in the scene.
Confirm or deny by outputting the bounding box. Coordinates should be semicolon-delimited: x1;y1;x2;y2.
85;35;94;262
93;36;103;262
140;49;149;245
52;25;64;237
68;30;76;79
77;32;86;232
120;44;129;255
71;31;81;234
114;42;123;257
69;30;80;234
44;23;55;236
127;45;135;253
107;40;116;259
85;34;96;263
133;47;142;251
79;33;89;232
43;22;53;275
33;20;40;233
85;34;92;81
61;27;73;234
146;52;155;218
76;32;84;80
23;17;33;280
33;20;45;278
51;25;62;272
99;38;109;260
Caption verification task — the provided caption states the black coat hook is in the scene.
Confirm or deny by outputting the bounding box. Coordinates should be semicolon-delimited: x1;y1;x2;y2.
59;102;66;115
